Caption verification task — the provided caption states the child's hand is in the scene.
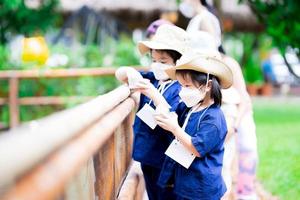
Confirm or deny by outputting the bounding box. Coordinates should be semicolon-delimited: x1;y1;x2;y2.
154;110;180;133
132;79;157;98
115;67;144;88
127;68;143;88
133;79;170;109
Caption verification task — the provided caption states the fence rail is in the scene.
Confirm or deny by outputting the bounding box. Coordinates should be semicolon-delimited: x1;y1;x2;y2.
0;67;146;128
0;85;139;200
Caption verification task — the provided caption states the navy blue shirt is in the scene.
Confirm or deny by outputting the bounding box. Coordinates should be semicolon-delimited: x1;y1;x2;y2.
158;102;227;200
132;71;181;168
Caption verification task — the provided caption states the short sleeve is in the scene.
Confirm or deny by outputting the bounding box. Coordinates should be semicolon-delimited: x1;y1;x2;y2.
139;71;154;79
191;123;223;157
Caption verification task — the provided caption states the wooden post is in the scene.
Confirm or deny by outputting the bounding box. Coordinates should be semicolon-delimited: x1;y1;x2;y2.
124;112;134;167
64;158;96;200
94;135;115;200
9;77;19;128
114;124;128;195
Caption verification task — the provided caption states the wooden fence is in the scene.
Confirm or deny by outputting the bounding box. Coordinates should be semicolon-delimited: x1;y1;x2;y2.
0;68;116;128
0;67;146;128
0;85;143;200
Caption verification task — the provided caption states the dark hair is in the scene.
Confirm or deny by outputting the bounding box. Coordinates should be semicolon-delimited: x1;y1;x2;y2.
176;70;222;106
200;0;217;16
150;49;182;63
218;45;226;55
200;0;208;6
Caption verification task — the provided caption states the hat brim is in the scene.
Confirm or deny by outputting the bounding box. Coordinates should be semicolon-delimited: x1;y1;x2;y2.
138;41;180;55
165;56;233;89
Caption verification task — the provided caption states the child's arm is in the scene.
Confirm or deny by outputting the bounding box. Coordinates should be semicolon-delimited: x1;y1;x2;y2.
135;79;201;157
154;112;201;157
133;79;170;109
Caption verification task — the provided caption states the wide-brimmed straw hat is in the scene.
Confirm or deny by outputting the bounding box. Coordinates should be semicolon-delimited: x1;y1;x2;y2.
165;52;233;89
138;24;190;55
188;30;217;53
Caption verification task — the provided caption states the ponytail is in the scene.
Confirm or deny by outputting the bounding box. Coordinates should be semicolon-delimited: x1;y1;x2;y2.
210;76;222;106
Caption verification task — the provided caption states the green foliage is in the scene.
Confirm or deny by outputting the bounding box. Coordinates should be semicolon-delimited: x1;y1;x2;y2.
0;45;9;70
224;32;267;84
241;33;264;84
241;0;300;57
254;99;300;199
0;106;9;126
112;35;140;66
0;0;59;43
0;35;140;126
84;45;104;68
242;54;263;84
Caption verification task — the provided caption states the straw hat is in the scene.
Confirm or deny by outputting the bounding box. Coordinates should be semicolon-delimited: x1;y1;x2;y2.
165;52;233;89
138;24;190;55
188;30;217;53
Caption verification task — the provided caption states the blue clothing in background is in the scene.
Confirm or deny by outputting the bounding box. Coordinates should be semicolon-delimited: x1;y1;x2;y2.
262;59;276;84
158;102;228;200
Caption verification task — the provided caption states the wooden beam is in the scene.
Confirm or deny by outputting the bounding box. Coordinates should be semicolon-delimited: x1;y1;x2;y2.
0;96;136;200
9;77;19;128
0;67;147;79
0;85;130;189
0;96;95;106
94;135;116;200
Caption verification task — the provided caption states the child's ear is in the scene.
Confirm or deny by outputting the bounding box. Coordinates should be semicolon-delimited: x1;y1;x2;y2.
206;80;212;92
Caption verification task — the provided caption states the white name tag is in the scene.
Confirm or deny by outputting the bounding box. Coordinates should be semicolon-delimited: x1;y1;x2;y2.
165;139;196;169
136;104;157;129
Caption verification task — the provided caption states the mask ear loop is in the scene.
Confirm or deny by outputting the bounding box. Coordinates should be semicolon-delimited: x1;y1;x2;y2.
205;72;210;89
197;72;210;130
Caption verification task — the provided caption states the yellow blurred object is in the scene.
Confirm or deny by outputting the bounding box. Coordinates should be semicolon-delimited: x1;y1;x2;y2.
161;11;178;24
22;36;49;65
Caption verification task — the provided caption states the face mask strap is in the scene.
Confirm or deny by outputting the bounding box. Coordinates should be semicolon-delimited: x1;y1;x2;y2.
206;72;210;87
197;72;210;91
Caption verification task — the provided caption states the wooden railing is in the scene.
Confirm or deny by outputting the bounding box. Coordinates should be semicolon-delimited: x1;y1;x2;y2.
0;68;116;128
0;85;141;200
0;67;146;128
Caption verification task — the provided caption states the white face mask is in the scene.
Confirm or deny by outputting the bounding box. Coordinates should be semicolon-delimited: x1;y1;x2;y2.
179;73;210;107
150;62;170;80
179;87;206;107
179;2;196;18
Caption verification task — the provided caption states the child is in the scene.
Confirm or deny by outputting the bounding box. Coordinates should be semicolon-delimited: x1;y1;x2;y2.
115;24;190;199
187;28;240;199
134;52;233;200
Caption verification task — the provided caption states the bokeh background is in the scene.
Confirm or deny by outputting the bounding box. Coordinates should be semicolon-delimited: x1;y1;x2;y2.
0;0;299;199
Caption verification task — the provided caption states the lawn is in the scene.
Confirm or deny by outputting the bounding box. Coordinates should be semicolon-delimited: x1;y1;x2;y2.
253;97;300;200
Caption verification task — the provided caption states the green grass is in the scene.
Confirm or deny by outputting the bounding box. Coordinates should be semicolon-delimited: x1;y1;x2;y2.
253;98;300;200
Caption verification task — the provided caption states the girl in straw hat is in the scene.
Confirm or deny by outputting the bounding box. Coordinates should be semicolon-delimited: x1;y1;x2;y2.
133;52;233;199
115;24;190;199
185;6;259;198
187;29;241;199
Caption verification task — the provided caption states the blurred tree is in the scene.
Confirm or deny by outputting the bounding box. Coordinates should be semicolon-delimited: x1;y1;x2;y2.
0;0;59;44
241;0;300;79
